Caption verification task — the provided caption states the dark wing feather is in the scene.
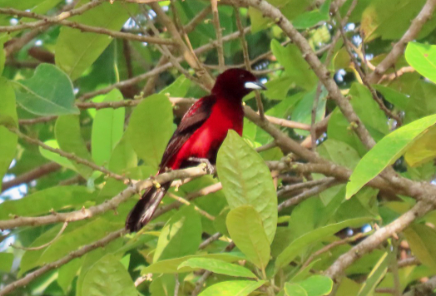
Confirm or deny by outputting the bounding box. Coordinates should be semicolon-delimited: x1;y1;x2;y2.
159;95;216;171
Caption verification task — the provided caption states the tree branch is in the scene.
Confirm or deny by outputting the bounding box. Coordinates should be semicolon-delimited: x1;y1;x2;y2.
367;0;436;84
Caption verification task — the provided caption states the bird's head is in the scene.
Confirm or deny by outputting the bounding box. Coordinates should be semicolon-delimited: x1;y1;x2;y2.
212;68;266;100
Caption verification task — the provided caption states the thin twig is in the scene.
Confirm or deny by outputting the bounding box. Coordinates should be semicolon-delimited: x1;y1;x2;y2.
8;127;127;182
167;192;215;221
367;0;436;83
11;222;68;251
211;0;225;70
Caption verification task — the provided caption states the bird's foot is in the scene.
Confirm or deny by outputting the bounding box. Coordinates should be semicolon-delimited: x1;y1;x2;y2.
188;157;216;175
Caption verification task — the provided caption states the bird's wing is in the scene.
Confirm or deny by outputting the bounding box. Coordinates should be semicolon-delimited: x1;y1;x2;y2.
159;95;216;171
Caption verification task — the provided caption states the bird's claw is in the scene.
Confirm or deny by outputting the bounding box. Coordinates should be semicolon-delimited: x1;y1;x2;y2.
188;157;216;175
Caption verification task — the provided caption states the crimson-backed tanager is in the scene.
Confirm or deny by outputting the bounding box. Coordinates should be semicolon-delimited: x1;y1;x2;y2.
126;69;266;232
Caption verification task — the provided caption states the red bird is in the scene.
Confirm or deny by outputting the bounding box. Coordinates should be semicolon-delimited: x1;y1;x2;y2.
126;69;266;232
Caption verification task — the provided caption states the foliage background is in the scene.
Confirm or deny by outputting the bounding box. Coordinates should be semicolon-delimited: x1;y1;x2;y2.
1;0;436;295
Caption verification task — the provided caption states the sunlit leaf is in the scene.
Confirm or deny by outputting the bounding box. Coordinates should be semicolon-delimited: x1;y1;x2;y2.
197;280;266;296
405;42;436;85
178;258;257;278
226;206;270;270
346;114;436;199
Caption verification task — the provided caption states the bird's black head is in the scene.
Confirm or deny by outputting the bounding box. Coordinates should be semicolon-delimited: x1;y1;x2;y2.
212;68;266;100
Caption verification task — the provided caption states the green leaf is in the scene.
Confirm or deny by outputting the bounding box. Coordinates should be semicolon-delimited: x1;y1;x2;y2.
293;0;331;29
0;78;17;191
141;252;246;274
318;139;361;170
55;115;94;178
285;283;308;296
404;125;436;167
81;254;137;296
127;94;173;169
57;258;83;294
197;280;266;296
404;223;436;272
153;205;202;262
0;41;5;76
276;217;372;268
298;275;333;296
159;75;191;97
271;40;317;90
20;218;121;275
91;89;125;166
357;252;389;296
346;114;436;199
292;88;327;136
405;42;436;85
13;64;79;116
217;130;277;243
55;1;130;80
178;258;257;278
0;186;96;219
39;139;77;172
373;85;409;111
226;206;270;270
0;253;13;272
108;135;138;174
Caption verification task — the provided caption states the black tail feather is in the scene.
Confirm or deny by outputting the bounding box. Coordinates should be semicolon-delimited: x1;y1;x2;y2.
125;182;171;232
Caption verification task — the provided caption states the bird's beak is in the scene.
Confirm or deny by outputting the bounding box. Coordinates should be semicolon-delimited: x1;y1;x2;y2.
244;81;267;90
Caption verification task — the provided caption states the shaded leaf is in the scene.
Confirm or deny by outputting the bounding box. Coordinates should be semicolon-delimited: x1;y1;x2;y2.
127;94;173;169
404;223;436;272
81;254;137;296
0;253;13;272
0;186;96;219
13;64;79;116
271;40;317;90
276;217;372;268
153;206;202;262
55;1;130;80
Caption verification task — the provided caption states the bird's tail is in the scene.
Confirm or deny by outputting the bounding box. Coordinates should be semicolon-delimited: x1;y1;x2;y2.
125;181;171;232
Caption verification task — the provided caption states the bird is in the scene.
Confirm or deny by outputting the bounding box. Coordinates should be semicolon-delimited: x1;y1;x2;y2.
126;68;266;232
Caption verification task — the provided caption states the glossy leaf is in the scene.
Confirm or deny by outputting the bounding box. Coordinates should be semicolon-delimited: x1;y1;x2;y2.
217;130;277;243
91;89;125;166
55;1;130;80
197;280;266;296
153;206;202;262
276;217;372;268
81;254;137;296
13;64;79;116
405;42;436;84
346;114;436;199
226;206;270;270
127;94;173;169
178;258;257;278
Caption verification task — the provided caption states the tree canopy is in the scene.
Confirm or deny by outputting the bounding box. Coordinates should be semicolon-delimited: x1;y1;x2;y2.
1;0;436;295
